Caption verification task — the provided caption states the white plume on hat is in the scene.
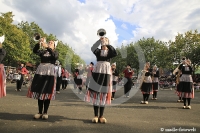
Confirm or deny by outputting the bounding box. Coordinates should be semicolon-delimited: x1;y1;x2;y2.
0;35;5;43
54;40;58;48
112;62;116;66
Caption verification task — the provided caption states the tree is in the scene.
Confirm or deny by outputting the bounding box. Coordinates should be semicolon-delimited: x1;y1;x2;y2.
0;12;32;66
180;30;200;73
0;11;85;71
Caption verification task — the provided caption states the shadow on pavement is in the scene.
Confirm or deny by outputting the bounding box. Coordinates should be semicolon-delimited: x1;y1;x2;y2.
0;112;93;124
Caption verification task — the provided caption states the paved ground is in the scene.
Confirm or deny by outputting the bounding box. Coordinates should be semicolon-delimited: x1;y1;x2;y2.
0;83;199;133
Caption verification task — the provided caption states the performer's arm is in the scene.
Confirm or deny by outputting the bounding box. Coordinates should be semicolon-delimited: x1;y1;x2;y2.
91;40;101;55
46;48;59;60
33;43;46;56
106;45;117;58
113;70;119;76
21;67;28;75
129;69;134;74
25;68;29;75
154;71;159;77
178;64;183;70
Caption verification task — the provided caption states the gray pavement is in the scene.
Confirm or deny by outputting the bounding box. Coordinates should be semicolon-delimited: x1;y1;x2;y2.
0;83;200;133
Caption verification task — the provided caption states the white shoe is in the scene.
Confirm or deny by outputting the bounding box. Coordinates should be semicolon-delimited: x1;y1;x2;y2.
187;106;191;109
34;113;42;119
145;101;148;104
56;91;60;94
177;100;181;102
99;117;107;123
42;114;48;120
92;117;98;123
140;101;145;104
182;106;186;109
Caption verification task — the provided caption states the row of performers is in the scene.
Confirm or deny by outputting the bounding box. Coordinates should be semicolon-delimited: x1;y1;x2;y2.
126;57;194;108
73;61;160;102
0;34;194;124
0;36;116;123
122;61;193;105
74;57;194;110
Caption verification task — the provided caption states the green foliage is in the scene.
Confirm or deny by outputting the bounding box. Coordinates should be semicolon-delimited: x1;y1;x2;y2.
0;12;84;71
1;11;200;75
113;32;200;76
0;12;32;66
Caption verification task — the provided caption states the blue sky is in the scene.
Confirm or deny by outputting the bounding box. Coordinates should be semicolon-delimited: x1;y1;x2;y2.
78;0;85;3
109;16;137;44
77;0;137;44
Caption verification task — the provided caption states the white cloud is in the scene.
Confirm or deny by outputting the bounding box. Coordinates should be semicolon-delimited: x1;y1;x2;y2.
105;0;200;42
0;0;119;64
0;0;200;64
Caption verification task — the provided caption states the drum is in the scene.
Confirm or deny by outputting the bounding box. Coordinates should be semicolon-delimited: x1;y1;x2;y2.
13;73;21;80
